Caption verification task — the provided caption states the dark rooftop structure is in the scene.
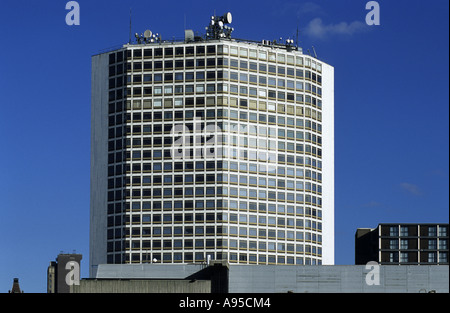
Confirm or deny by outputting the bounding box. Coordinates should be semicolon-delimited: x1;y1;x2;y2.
8;278;23;293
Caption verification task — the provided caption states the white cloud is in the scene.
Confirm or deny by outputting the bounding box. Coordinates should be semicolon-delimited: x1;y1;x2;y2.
399;183;423;196
304;18;369;39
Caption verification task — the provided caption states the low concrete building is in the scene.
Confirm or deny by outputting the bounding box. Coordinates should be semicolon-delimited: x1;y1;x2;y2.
72;279;210;293
228;264;449;293
77;263;448;293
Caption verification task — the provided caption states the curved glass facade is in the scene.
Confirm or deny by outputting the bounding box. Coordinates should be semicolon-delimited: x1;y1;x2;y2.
92;39;334;269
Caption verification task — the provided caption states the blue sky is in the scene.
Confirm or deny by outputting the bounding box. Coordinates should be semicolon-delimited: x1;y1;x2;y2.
0;0;448;293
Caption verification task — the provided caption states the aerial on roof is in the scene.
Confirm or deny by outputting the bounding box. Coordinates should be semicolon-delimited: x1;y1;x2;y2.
132;12;301;53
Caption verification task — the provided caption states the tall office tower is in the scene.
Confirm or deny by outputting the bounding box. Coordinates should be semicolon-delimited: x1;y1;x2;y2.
90;13;334;277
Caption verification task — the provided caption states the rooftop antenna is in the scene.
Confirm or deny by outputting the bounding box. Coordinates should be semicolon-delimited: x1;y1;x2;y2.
296;26;299;49
205;12;234;40
312;46;318;58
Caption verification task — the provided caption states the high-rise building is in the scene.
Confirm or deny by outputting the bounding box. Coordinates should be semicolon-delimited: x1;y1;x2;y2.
90;13;334;277
355;223;449;265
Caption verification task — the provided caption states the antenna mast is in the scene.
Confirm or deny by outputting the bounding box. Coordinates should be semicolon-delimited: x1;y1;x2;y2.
312;46;318;59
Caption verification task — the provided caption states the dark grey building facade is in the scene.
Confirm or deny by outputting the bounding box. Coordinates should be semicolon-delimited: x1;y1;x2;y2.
47;253;83;293
355;223;449;265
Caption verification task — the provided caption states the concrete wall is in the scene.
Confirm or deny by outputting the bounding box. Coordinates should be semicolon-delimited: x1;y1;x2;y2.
95;264;206;279
90;53;110;278
228;265;449;293
92;263;449;293
72;279;210;293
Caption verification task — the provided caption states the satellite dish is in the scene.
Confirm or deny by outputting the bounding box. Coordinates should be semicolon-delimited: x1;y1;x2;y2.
223;12;232;24
144;30;152;39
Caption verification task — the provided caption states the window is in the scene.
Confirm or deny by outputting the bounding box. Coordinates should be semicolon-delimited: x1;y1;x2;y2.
389;239;398;249
196;84;205;93
428;239;437;249
428;226;437;236
390;252;399;263
428;252;437;263
400;226;408;236
400;252;408;263
164;86;173;94
439;252;448;263
400;239;408;249
153;99;162;108
389;226;399;237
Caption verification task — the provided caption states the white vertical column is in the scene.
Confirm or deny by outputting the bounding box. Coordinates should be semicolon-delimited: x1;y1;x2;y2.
320;62;335;265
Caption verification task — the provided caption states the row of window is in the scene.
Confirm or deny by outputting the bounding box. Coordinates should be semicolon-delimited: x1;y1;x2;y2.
111;90;322;110
110;45;322;72
108;151;322;169
110;73;321;93
107;202;320;217
107;162;322;180
108;143;322;160
107;163;322;182
387;225;448;237
107;214;321;229
108;252;322;265
112;139;322;155
109;129;322;148
108;174;322;191
109;111;322;131
108;100;323;124
107;187;323;205
386;239;448;250
108;161;322;176
108;225;321;238
107;186;322;200
111;59;321;82
121;89;321;106
385;252;448;263
108;238;322;252
111;102;323;121
113;71;322;97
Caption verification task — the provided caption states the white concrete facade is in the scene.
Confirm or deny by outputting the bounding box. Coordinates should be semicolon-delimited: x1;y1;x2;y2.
321;63;335;265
